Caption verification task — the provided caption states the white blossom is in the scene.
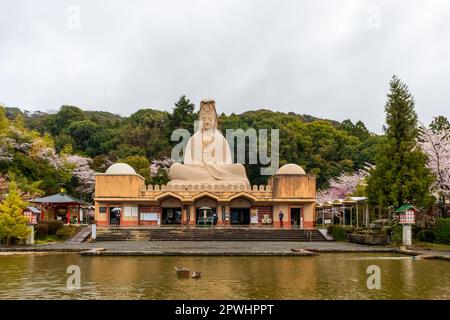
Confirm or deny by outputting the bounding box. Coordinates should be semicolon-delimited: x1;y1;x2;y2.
418;126;450;197
66;155;96;196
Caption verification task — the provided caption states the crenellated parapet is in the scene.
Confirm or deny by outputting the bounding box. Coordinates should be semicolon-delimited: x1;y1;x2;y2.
143;184;272;192
140;184;273;201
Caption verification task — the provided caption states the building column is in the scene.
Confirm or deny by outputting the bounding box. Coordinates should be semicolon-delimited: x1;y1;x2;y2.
189;205;196;225
224;205;230;225
217;205;223;225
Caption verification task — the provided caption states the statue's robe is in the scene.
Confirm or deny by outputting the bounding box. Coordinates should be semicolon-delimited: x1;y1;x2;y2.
168;129;249;186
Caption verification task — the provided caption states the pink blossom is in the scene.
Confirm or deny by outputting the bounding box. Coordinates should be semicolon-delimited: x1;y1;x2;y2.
317;164;372;204
418;126;450;197
150;157;173;177
36;147;64;169
66;155;96;196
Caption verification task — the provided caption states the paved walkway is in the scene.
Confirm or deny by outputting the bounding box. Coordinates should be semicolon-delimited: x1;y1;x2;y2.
1;241;449;260
0;241;396;254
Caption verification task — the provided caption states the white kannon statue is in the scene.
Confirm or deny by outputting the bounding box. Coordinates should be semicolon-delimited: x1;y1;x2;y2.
168;99;250;186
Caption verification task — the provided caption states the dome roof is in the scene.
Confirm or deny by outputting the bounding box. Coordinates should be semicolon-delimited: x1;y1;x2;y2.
276;164;306;175
105;163;136;175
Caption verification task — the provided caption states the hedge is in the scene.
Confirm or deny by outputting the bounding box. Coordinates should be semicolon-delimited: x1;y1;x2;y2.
433;218;450;244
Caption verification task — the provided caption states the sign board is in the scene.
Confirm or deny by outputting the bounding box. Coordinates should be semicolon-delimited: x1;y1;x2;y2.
250;208;258;224
324;219;332;224
140;213;158;221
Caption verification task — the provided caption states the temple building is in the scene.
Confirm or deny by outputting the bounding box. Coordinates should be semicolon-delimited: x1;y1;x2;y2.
94;99;317;229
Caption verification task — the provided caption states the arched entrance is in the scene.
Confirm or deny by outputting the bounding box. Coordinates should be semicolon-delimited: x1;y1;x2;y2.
160;197;182;225
230;197;252;225
194;197;217;225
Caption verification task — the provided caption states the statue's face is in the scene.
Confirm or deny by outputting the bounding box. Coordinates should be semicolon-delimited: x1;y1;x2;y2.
200;107;215;130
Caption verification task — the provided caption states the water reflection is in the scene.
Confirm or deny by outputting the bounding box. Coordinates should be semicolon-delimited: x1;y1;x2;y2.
0;253;449;299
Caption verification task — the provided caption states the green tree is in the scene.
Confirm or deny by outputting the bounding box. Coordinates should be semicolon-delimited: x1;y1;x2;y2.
66;120;100;153
0;181;30;245
0;106;9;134
121;155;151;184
367;76;434;208
168;95;196;132
430;115;450;133
46;105;85;136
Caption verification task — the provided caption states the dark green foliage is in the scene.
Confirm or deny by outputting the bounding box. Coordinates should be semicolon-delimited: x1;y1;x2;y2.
429;116;450;133
433;218;450;244
47;220;64;235
390;224;403;244
417;230;435;243
367;76;434;208
168;95;196;132
34;222;49;239
327;225;355;241
121;155;151;184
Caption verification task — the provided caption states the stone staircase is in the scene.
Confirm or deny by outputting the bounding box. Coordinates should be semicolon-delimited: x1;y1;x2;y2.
66;225;92;243
96;227;329;242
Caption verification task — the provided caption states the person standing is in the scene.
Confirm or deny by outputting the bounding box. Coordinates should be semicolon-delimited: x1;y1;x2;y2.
279;210;284;228
115;211;121;228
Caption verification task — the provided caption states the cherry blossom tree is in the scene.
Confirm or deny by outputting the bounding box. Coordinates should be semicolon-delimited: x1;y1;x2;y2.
418;125;450;217
317;164;373;204
66;155;96;199
0;144;12;163
36;147;64;169
149;157;174;185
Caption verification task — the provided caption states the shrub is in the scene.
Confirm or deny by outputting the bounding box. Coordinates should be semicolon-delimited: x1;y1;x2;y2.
390;224;403;245
417;230;435;243
433;218;450;244
34;223;49;239
327;225;355;241
48;220;64;235
56;225;80;240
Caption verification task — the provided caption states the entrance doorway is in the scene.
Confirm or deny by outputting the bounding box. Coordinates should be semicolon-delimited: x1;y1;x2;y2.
196;207;217;225
162;208;182;224
230;208;250;225
109;207;120;225
290;207;302;228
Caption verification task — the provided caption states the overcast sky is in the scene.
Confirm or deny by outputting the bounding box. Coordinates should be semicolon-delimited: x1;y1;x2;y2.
1;0;449;133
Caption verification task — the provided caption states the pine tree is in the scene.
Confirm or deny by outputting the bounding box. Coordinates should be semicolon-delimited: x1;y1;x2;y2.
430;115;450;133
0;181;30;245
169;95;196;132
367;76;434;209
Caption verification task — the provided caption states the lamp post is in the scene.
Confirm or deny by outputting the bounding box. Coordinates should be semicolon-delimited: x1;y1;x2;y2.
396;205;416;247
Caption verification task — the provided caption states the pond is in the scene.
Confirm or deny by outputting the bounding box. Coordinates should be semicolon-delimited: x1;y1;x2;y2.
0;253;449;299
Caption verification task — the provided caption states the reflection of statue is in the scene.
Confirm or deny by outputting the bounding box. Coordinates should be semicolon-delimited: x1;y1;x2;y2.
168;99;249;186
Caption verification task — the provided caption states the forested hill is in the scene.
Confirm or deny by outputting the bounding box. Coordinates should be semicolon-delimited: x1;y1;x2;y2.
1;96;382;199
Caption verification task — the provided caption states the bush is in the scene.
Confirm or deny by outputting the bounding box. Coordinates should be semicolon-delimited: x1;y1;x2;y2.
56;225;80;240
327;225;355;241
433;218;450;244
417;230;435;242
34;223;49;239
48;220;64;235
390;224;403;245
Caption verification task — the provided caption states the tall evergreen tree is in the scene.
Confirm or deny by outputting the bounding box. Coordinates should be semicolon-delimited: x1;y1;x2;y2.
430;115;450;133
168;95;196;133
367;76;434;208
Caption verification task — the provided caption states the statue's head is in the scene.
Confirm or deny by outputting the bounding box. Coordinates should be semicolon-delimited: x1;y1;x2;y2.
198;99;217;130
